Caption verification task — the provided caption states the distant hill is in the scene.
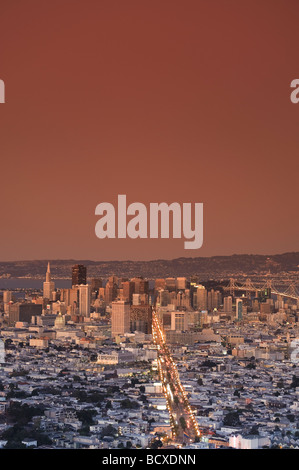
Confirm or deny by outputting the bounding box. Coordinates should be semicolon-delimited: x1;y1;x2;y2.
0;252;298;279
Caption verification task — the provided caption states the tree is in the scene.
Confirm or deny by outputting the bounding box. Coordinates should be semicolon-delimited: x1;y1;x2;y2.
151;439;163;449
101;424;117;438
223;411;241;427
4;441;27;449
287;414;295;423
249;425;259;435
245;363;256;369
2;424;52;447
78;425;90;436
277;379;284;389
76;408;97;425
105;400;112;410
120;399;139;409
290;375;299;389
6;402;44;426
201;360;217;368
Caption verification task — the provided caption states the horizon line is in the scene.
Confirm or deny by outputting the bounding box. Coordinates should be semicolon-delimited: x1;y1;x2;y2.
0;251;298;264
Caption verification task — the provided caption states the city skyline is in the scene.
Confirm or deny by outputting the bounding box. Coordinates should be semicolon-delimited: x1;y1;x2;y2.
1;249;299;264
0;262;298;449
1;0;299;454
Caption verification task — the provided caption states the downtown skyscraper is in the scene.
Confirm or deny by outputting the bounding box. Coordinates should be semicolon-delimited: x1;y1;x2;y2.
43;262;55;300
72;264;87;287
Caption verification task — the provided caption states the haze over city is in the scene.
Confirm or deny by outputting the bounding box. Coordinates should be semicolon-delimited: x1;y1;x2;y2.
0;0;299;455
1;1;299;261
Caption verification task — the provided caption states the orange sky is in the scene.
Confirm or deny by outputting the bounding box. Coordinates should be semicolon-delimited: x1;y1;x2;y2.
0;0;298;261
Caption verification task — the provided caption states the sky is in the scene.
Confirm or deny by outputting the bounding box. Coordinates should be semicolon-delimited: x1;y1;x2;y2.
0;0;298;261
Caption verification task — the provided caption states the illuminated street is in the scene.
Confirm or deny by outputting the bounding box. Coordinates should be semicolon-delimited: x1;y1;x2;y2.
152;310;201;445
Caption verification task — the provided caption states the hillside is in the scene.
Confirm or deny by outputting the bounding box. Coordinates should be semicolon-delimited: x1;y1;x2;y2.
0;252;298;279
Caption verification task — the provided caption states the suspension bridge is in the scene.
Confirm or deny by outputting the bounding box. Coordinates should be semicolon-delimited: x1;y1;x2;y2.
223;278;299;302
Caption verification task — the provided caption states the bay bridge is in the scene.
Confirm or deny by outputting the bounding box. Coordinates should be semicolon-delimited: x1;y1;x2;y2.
223;278;299;302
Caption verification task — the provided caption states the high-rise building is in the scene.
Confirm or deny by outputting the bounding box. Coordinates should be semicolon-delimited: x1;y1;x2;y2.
105;278;118;303
258;288;271;302
130;304;152;334
176;290;191;309
170;311;189;331
165;278;176;292
208;289;222;311
111;300;130;337
156;289;171;307
60;287;79;312
155;279;166;291
132;293;141;305
131;277;149;295
3;290;13;304
122;281;134;303
3;290;13;314
90;278;102;292
43;262;55;300
72;264;87;287
176;277;187;290
8;302;42;326
223;296;233;314
78;284;91;317
197;285;207;311
97;287;105;300
236;298;243;320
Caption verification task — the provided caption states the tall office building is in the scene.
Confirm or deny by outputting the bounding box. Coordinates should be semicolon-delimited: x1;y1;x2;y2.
236;298;243;320
197;285;207;310
208;289;222;311
3;290;13;304
165;278;176;292
72;264;87;287
176;290;191;309
111;300;130;337
131;277;149;295
8;302;42;326
171;311;189;331
176;277;187;290
60;287;79;308
78;284;91;317
223;296;233;314
3;290;13;314
122;281;134;303
105;277;118;303
43;262;55;300
130;304;152;334
90;278;102;293
155;279;166;291
157;289;171;307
